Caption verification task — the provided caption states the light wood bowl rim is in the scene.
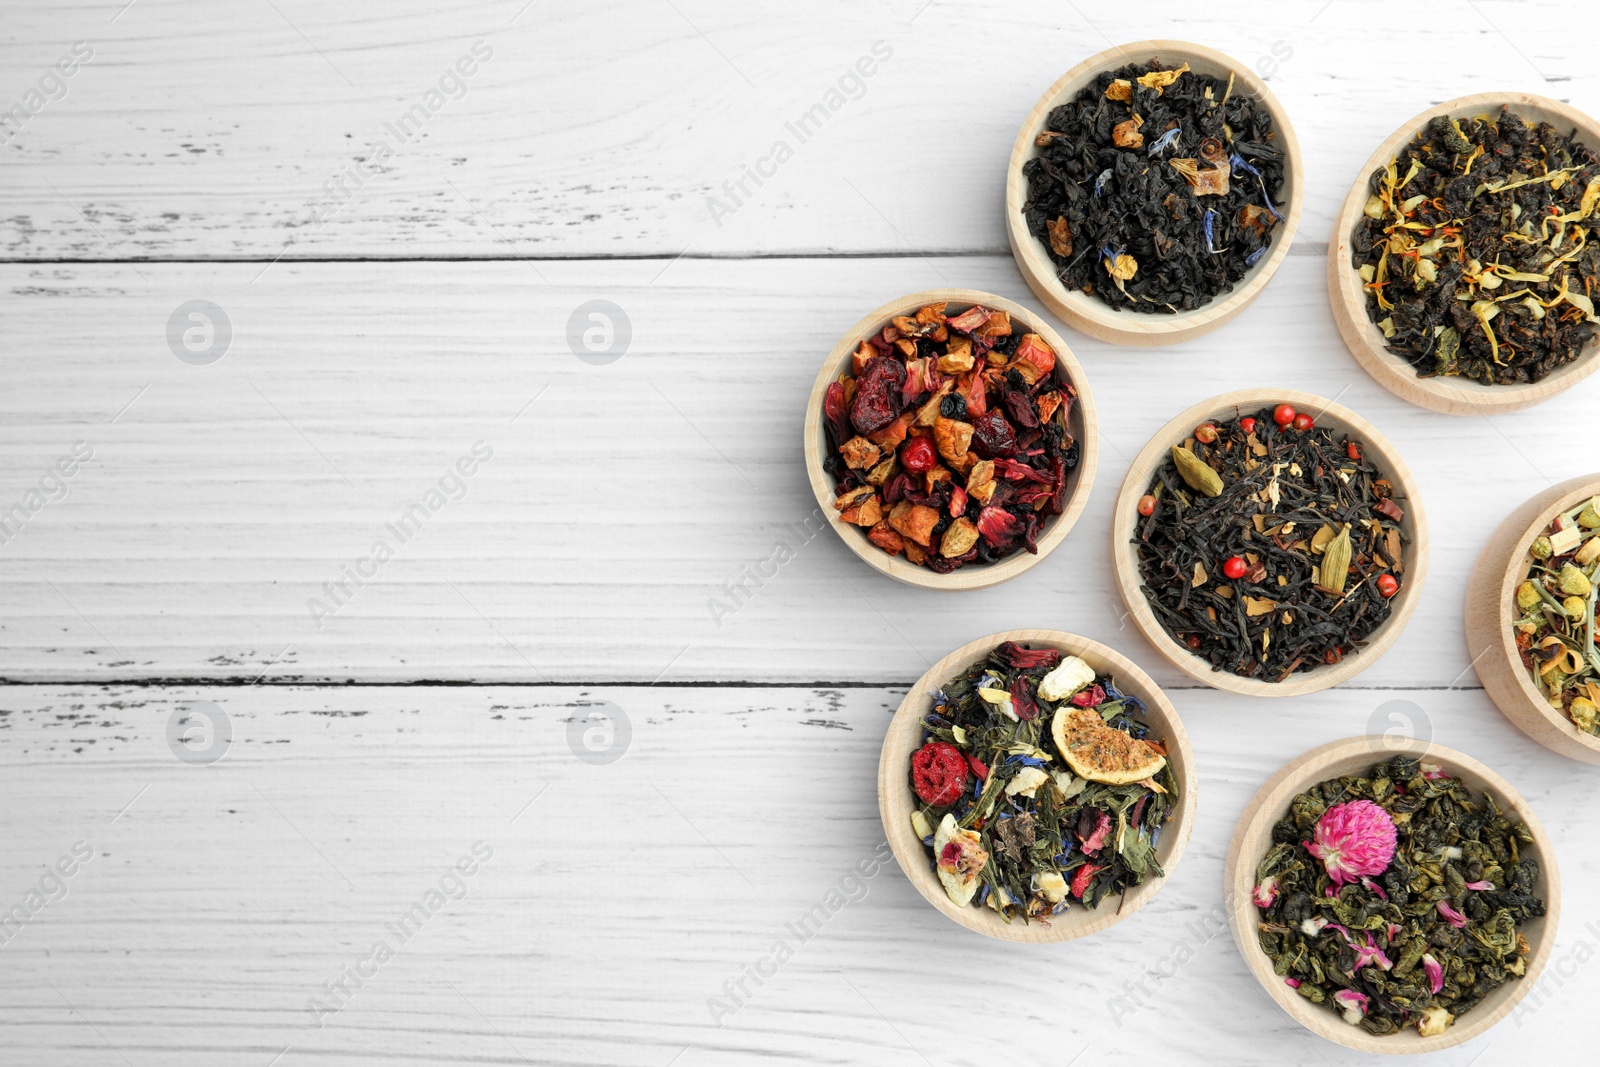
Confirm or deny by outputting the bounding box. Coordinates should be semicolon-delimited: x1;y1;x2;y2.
802;289;1099;591
877;628;1197;942
1327;91;1600;415
1466;473;1600;762
1110;388;1429;697
1224;735;1560;1054
1004;38;1304;348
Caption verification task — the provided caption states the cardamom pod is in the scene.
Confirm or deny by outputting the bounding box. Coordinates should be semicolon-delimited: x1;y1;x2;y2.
1321;524;1353;595
1170;446;1223;497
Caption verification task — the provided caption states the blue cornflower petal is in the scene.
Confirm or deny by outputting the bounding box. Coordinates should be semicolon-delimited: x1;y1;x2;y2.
1094;169;1113;197
1146;127;1182;156
1203;209;1219;254
1245;246;1267;266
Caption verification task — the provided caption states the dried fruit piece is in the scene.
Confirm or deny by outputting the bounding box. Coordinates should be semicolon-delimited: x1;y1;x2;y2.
1050;705;1167;785
940;517;979;558
887;501;940;547
839;436;881;470
932;417;974;466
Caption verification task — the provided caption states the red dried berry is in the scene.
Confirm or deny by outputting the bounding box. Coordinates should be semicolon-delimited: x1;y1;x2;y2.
970;409;1018;459
850;356;906;436
1273;404;1296;427
900;436;937;474
1376;574;1400;598
1292;412;1314;432
1222;556;1247;580
1194;422;1218;444
1239;417;1257;434
911;741;968;806
1137;494;1157;517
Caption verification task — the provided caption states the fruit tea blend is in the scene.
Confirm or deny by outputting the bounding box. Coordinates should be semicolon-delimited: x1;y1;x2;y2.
1132;404;1408;682
1022;59;1288;313
822;303;1080;573
908;641;1177;922
1353;107;1600;385
1252;756;1543;1038
1512;495;1600;732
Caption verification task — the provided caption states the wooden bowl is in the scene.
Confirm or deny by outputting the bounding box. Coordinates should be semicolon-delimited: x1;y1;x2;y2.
1226;736;1559;1054
1005;40;1303;347
1466;473;1600;764
1112;389;1429;696
803;289;1098;591
878;628;1196;941
1329;92;1600;415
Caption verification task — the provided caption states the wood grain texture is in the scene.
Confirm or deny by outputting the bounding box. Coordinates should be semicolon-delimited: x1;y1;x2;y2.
1;682;1595;1066
1465;473;1600;763
1327;92;1600;414
877;629;1195;941
1005;39;1304;346
1111;388;1430;697
1224;736;1559;1054
3;1;1599;261
3;254;1598;685
802;289;1098;591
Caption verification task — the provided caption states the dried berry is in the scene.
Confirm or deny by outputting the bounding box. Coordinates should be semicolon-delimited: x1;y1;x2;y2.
910;741;968;806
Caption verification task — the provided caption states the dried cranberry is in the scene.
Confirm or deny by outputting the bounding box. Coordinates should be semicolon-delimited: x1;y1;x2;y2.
970;409;1018;458
900;436;937;475
849;356;905;436
910;741;968;806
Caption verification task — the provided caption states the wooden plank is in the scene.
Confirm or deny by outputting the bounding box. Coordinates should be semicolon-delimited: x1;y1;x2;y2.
2;0;1595;259
0;683;1590;1064
1;254;1587;685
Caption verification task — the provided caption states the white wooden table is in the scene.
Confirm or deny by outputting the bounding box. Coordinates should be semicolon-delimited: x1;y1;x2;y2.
3;1;1597;1063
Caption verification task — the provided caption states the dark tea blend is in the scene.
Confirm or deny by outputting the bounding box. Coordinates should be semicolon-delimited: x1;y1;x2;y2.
1132;405;1408;682
909;642;1176;922
1253;756;1542;1037
1353;107;1600;384
1022;59;1288;313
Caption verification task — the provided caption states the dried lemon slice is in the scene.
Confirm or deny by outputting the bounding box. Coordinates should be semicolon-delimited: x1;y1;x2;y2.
1050;705;1166;786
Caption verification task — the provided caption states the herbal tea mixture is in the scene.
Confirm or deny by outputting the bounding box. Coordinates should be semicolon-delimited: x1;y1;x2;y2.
1353;107;1600;385
1132;405;1408;682
1513;495;1600;732
821;303;1081;573
1253;756;1543;1037
1021;58;1287;313
908;641;1177;922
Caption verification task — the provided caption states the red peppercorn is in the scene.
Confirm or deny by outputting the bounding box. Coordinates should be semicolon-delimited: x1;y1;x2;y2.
1324;647;1344;665
1186;634;1204;650
1376;574;1400;598
1137;494;1158;517
1273;404;1296;427
1222;556;1247;580
900;436;937;474
1292;412;1314;432
1239;417;1257;434
1194;422;1218;444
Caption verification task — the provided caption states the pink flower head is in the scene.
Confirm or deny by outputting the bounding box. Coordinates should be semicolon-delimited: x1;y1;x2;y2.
1422;953;1444;994
1253;876;1279;909
1284;977;1302;989
1332;989;1369;1024
1305;800;1397;885
1436;899;1467;929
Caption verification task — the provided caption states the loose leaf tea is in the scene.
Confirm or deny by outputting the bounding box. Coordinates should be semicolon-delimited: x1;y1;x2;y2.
1353;107;1600;384
821;303;1081;573
1022;59;1287;313
909;642;1177;922
1253;756;1543;1037
1512;495;1600;732
1132;406;1409;681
